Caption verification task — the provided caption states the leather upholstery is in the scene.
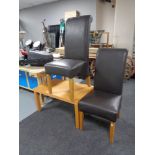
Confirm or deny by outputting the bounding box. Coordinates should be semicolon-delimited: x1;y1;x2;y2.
79;48;128;122
79;90;122;122
65;15;91;61
45;59;85;78
94;48;128;95
45;15;92;79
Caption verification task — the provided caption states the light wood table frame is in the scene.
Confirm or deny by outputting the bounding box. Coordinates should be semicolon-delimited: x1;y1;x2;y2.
34;74;93;129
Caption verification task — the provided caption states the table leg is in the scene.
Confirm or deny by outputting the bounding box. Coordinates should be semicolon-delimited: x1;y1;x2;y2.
34;92;42;112
74;103;79;129
40;94;44;106
79;111;84;130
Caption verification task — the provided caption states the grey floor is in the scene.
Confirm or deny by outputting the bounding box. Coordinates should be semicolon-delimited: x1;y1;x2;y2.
19;79;135;155
19;88;37;121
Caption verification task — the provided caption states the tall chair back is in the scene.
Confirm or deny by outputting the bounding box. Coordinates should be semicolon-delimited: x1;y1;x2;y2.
94;48;128;95
64;15;92;78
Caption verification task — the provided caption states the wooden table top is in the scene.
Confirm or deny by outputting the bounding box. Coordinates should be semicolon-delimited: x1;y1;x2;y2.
34;79;93;104
19;66;45;74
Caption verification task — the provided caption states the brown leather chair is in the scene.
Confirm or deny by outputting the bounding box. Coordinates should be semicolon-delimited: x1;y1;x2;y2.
45;15;92;101
78;48;128;144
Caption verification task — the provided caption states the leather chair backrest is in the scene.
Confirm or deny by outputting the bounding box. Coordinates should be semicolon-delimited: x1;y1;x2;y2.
65;15;92;61
64;15;92;78
94;48;128;95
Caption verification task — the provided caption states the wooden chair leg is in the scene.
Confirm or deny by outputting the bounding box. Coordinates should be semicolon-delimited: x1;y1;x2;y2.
109;122;115;144
79;111;84;130
86;76;91;87
34;92;42;112
46;74;52;94
74;104;79;129
69;78;74;102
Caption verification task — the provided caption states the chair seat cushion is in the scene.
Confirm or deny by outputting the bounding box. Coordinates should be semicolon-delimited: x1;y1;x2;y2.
45;59;85;78
79;90;122;122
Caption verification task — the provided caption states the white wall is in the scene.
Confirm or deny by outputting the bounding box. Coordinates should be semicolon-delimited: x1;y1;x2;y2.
96;0;115;44
113;0;135;56
19;0;96;41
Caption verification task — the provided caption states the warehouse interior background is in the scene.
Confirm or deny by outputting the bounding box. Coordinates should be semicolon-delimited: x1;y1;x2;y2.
1;0;155;155
19;0;135;56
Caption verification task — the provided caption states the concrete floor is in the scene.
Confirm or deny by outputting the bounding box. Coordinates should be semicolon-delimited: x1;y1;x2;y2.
19;88;37;121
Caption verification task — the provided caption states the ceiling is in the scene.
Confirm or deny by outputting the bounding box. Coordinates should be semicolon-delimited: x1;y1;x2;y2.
19;0;60;10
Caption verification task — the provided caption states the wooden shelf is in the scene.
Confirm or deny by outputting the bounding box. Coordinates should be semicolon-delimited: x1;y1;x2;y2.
34;79;93;104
